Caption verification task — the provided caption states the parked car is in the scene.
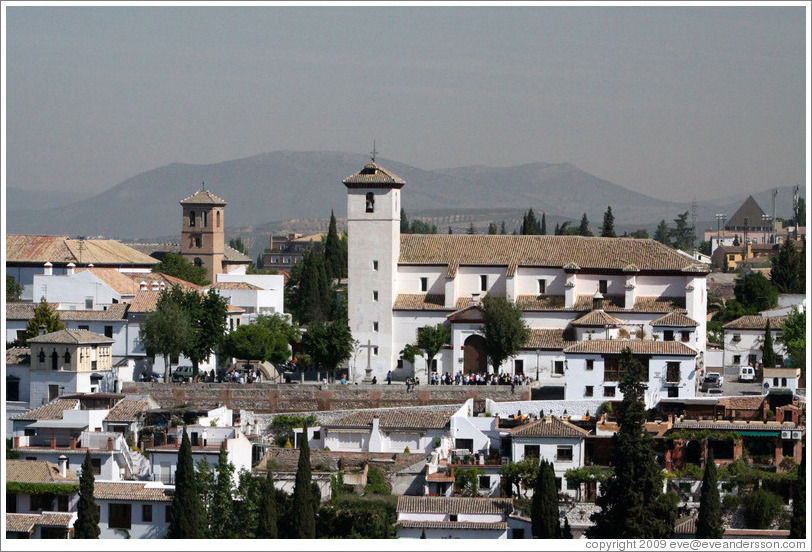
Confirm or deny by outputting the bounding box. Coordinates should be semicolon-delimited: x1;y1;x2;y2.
171;365;195;383
738;366;756;383
702;372;723;391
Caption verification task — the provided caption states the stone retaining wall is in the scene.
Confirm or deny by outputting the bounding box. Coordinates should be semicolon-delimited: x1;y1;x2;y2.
121;382;530;413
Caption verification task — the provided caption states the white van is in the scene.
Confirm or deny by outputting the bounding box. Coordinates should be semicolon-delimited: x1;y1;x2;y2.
738;366;755;383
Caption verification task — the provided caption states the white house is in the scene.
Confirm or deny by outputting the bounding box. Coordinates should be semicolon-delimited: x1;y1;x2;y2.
317;407;457;454
342;159;707;403
763;368;801;395
722;315;787;369
509;416;589;498
94;481;173;539
6;459;80;516
396;496;528;539
211;273;286;323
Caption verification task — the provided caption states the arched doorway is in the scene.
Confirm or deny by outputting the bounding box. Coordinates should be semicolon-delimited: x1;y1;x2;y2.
686;440;702;466
463;335;488;374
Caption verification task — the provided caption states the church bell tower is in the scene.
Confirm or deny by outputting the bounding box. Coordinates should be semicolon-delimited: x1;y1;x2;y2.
180;187;227;282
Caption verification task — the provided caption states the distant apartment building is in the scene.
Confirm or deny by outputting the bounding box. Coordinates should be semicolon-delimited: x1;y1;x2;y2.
260;233;324;273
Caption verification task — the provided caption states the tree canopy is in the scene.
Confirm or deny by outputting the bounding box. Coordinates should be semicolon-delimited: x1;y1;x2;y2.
168;428;204;538
600;206;616;237
291;424;315;538
139;293;192;380
301;319;354;377
416;324;451;378
779;308;805;371
74;451;100;538
480;295;530;373
531;459;560;538
25;297;65;343
521;209;543;235
669;211;694;251
324;210;347;281
695;451;724;538
770;238;805;293
152;252;209;285
6;275;23;303
733;272;778;312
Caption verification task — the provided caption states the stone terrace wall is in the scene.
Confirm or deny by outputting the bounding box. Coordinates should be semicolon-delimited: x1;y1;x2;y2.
121;382;530;413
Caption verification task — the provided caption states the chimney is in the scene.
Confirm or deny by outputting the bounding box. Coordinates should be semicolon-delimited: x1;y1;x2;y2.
151;282;159;291
70;437;77;449
66;262;76;275
108;437;115;451
58;455;68;477
139;281;148;291
592;291;604;310
39;325;47;336
372;416;380;435
87;263;94;268
471;292;480;306
14;437;20;448
44;262;53;276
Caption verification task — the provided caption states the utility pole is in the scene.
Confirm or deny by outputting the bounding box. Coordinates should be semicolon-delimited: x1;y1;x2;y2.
771;188;778;244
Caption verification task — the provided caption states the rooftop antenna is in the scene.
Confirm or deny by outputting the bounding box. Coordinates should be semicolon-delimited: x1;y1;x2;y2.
370;141;378;163
202;181;205;191
77;236;85;265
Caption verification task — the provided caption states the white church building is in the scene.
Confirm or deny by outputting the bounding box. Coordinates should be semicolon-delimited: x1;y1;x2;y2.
344;159;709;402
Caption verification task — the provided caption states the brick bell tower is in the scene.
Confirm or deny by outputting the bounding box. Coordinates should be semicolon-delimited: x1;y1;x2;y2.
180;187;227;282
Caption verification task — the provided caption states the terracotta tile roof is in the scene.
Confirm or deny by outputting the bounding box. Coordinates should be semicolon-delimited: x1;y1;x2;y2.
515;295;567;310
672;419;799;431
575;295;626;310
719;396;765;411
6;460;79;484
223;245;252;263
563;339;697;356
426;473;455;482
342;162;406;188
75;267;142;295
6;513;75;532
397;496;513;515
6;347;31;365
57;304;129;321
127;290;163;312
571;310;623;326
325;408;455;430
510;416;589;438
208;281;263;290
723;316;786;330
93;481;173;502
630;296;687;312
105;398;155;422
227;304;246;313
399;520;508;530
394;294;448;310
525;329;571;350
126;272;203;291
6;235;158;266
6;302;36;320
11;398;79;421
179;189;227;205
398;235;707;272
27;329;115;345
651;312;699;327
674;516;696;535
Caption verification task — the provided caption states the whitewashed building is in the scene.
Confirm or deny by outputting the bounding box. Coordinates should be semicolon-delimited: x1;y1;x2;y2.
94;481;173;539
396;496;529;539
722;315;787;369
343;160;708;400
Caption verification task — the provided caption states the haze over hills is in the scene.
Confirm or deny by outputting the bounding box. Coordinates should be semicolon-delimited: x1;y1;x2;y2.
6;151;803;244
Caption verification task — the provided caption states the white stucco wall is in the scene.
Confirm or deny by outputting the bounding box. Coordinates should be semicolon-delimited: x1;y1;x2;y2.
724;327;786;368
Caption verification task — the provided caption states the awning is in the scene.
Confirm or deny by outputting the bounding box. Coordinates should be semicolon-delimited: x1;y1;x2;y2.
737;430;781;437
29;420;89;429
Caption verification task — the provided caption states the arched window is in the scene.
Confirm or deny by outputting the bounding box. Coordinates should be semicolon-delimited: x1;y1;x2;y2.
190;236;196;248
216;211;221;227
64;350;71;363
51;350;59;370
38;349;46;363
189;210;196;227
365;192;375;213
202;211;208;228
194;258;203;267
195;236;202;248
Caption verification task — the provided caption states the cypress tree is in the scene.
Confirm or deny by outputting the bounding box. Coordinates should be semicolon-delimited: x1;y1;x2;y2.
256;467;278;538
654;220;670;246
487;222;498;235
540;212;547;235
74;451;100;538
400;208;409;233
695;451;724;538
562;517;573;538
169;427;204;538
420;527;426;539
789;452;805;539
25;297;66;342
587;348;677;538
500;220;506;235
324;210;346;281
531;459;559;538
291;425;315;538
600;206;616;237
771;238;805;293
578;213;593;236
208;442;235;538
762;320;777;368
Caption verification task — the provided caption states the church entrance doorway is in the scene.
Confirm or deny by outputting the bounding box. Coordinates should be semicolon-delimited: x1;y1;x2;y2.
463;335;488;375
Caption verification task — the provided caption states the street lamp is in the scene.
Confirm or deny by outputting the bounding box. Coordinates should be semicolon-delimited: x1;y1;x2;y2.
535;349;540;381
762;214;773;244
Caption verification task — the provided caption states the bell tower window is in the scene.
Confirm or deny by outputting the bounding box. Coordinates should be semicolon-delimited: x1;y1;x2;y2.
365;192;375;213
202;211;208;228
194;258;203;267
189;211;196;227
195;237;202;248
216;211;220;227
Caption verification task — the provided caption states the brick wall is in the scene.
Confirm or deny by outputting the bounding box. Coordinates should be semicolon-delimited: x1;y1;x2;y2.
121;382;530;413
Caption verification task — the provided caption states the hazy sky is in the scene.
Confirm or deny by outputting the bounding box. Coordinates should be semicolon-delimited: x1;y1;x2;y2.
3;3;809;202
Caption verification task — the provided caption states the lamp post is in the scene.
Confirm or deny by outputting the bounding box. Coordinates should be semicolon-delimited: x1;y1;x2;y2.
715;213;726;254
762;214;772;244
535;348;540;381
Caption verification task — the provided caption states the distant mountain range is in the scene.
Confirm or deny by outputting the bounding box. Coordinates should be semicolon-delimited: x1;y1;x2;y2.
6;151;803;250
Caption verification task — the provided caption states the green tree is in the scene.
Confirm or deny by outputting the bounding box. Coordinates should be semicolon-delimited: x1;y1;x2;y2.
466;222;477;235
286;248;332;325
562;518;573;538
25;297;66;342
169;428;204;538
500;457;539;498
654;219;670;246
324;210;347;281
500;220;507;235
480;295;530;373
789;452;805;539
733;272;778;312
487;222;498;235
669;211;694;251
578;213;593;236
139;298;191;381
771;238;805;293
540;212;547;235
228;237;246;254
255;313;301;363
695;451;724;538
410;219;437;234
416;324;451;379
454;467;484;497
208;442;236;538
301;319;354;381
588;348;677;538
74;451;100;538
531;459;560;538
256;468;278;538
400;208;410;233
291;424;316;538
630;228;649;239
153;252;209;285
743;489;784;529
195;459;215;538
6;275;23;303
6;438;20;459
364;466;391;495
779;308;805;371
164;286;228;376
222;323;278;365
761;320;777;368
522;209;542;235
600;206;616;237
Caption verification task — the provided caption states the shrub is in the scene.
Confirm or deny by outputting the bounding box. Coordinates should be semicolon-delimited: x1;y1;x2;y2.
404;446;410;454
743;489;784;529
722;494;741;511
364;466;390;495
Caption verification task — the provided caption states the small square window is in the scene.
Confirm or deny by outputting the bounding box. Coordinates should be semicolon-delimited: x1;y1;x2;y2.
142;504;153;522
538;279;546;294
524;445;540;458
599;280;608;294
313;430;321;440
554;361;564;375
732;334;741;342
420;277;428;292
373;347;378;356
668;387;679;398
397;359;404;369
105;325;114;338
373;291;378;301
585;386;594;397
664;330;674;342
373;322;379;332
373;260;378;271
681;331;690;342
480;275;488;291
586;359;594;371
478;475;491;488
604;386;616;397
733;355;741;365
557;445;573;462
